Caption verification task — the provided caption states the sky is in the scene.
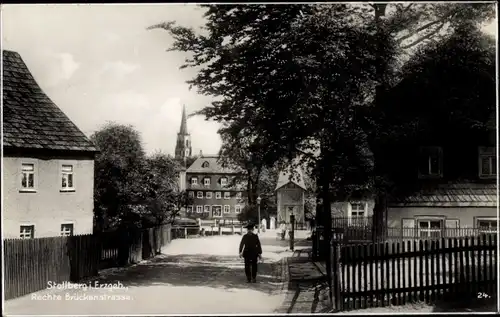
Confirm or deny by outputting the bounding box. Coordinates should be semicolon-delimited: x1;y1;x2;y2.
1;4;497;156
2;4;219;156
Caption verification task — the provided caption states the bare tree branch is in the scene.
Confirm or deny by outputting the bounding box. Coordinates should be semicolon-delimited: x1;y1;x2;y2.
402;3;414;14
400;22;446;49
396;18;446;44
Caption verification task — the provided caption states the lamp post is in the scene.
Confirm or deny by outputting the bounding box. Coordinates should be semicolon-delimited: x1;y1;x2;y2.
256;196;262;234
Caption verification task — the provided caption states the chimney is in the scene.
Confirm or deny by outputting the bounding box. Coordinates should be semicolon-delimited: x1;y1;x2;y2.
199;150;203;157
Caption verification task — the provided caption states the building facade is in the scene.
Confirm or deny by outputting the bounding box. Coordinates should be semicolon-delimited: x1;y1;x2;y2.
276;168;306;225
185;156;245;220
385;115;497;236
2;50;97;239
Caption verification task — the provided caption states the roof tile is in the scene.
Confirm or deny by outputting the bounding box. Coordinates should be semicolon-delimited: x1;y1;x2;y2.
392;183;497;205
2;50;97;153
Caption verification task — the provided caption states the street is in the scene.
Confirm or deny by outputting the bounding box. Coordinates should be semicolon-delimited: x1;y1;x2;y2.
4;232;296;315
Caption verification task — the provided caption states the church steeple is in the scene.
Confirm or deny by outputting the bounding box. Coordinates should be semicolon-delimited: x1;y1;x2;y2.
179;104;188;135
175;105;192;163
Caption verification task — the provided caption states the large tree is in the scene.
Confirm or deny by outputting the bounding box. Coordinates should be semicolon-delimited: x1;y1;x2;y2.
143;152;192;226
91;123;148;231
149;3;495;301
374;26;496;199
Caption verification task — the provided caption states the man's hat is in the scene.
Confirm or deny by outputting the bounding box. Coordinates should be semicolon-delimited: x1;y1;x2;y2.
245;223;255;229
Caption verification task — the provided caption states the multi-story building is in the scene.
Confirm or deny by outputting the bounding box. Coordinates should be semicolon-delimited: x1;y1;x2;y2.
2;50;97;239
185;156;246;220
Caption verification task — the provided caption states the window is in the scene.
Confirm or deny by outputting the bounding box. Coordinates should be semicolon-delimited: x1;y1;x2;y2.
349;203;366;217
188;191;194;198
187;206;193;213
197;191;203;199
479;147;496;178
196;206;203;213
212;206;222;217
61;165;74;190
477;218;497;235
21;163;35;189
61;223;74;236
204;205;211;213
236;192;242;199
220;177;228;186
224;192;230;199
206;192;212;199
191;178;198;185
224;205;230;213
418;219;443;238
418;147;443;178
215;192;222;199
235;205;242;214
20;225;34;239
204;177;211;186
202;161;210;168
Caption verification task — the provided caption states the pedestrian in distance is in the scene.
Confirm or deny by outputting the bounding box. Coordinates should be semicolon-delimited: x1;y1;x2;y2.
239;223;263;283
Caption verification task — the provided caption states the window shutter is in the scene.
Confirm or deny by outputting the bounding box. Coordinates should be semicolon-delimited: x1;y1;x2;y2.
418;149;429;175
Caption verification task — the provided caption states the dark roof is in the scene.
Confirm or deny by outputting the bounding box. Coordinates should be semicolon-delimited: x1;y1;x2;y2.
2;50;97;153
389;183;497;207
275;167;307;191
186;156;242;174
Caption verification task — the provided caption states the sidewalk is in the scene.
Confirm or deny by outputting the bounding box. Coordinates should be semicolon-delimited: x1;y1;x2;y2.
275;246;332;314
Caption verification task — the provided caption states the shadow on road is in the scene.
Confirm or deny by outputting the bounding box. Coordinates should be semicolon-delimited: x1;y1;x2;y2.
282;279;331;313
92;254;284;295
431;295;498;312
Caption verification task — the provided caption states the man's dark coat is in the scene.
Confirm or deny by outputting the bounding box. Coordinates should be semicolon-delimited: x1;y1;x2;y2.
239;232;262;258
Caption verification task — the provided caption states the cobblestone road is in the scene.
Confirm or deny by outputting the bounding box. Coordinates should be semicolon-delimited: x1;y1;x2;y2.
4;234;291;315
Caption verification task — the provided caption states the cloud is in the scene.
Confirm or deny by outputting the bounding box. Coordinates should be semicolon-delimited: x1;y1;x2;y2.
102;60;140;77
58;53;80;80
33;51;80;87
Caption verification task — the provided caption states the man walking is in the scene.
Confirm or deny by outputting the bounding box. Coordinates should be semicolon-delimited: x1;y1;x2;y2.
239;223;262;283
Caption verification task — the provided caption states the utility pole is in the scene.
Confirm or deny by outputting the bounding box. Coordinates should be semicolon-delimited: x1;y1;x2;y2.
256;196;262;233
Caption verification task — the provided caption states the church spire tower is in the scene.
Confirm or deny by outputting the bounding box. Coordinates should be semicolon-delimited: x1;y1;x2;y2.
175;105;192;162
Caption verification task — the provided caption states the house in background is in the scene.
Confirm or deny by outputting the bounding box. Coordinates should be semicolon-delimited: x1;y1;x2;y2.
386;113;497;237
275;167;306;226
184;155;245;221
382;95;497;238
2;50;98;239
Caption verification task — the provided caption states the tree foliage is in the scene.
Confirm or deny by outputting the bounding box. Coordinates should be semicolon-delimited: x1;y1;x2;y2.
92;123;186;231
149;3;495;299
144;152;193;226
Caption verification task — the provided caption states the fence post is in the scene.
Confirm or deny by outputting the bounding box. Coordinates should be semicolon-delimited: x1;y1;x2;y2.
184;228;188;239
331;240;342;311
218;225;222;236
240;225;243;234
232;225;235;234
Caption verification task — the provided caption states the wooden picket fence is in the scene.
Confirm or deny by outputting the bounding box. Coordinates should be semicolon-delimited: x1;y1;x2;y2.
331;235;498;311
3;224;173;300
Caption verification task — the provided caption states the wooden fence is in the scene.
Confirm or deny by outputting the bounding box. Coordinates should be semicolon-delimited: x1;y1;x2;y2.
331;235;498;312
330;221;496;244
3;224;172;300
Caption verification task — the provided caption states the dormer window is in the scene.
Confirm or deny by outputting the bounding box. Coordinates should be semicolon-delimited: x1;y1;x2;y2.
479;147;496;179
190;177;198;185
203;177;211;186
220;177;228;187
418;146;443;178
202;161;210;168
